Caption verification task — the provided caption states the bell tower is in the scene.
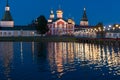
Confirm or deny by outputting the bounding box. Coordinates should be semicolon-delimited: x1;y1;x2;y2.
0;0;14;27
48;9;54;23
5;0;10;11
50;9;54;19
80;8;89;26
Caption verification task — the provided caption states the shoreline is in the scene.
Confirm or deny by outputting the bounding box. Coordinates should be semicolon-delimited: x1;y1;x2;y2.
0;36;77;42
76;38;120;45
0;36;120;46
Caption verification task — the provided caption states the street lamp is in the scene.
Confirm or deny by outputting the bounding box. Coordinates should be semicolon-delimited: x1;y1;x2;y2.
113;27;115;30
115;24;119;27
109;25;112;28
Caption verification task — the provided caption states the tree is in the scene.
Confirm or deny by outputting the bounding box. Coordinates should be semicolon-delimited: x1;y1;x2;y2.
36;15;49;34
95;22;104;38
95;22;104;31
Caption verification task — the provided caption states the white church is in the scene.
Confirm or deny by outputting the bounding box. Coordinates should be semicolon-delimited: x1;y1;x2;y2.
1;0;119;39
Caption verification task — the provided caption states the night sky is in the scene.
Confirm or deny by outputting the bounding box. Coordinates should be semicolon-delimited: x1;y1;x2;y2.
0;0;120;26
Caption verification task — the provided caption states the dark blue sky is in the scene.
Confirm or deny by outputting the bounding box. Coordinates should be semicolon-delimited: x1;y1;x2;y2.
0;0;120;25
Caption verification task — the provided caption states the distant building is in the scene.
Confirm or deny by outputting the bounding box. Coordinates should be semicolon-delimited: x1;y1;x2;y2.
0;0;14;27
105;24;120;38
47;8;75;35
74;25;97;38
74;8;100;38
80;8;89;26
0;26;36;37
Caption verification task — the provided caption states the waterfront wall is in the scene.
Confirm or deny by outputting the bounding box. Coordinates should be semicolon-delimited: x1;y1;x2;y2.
0;30;36;37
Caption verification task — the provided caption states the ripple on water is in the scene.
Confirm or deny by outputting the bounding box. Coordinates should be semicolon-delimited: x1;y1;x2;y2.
0;42;120;80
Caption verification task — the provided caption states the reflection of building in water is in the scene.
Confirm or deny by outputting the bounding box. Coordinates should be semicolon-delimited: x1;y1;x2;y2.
48;42;75;77
48;42;120;75
20;42;23;63
74;43;120;67
31;42;35;62
0;42;13;79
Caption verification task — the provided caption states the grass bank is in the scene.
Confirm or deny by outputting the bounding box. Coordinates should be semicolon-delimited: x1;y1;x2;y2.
0;36;119;46
0;36;77;42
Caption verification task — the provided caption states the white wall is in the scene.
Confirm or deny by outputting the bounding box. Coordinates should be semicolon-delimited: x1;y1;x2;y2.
80;21;88;26
105;33;120;38
0;21;14;27
0;30;36;37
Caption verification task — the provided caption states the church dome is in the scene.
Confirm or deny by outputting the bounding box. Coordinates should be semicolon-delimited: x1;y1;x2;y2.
56;9;63;19
56;9;63;13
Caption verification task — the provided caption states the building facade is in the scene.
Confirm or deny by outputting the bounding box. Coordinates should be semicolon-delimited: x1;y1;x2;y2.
47;9;75;35
0;0;37;37
0;26;36;37
105;24;120;38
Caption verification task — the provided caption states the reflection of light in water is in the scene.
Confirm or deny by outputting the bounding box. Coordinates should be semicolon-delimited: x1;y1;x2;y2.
32;42;35;62
54;42;64;73
47;42;120;78
20;42;23;64
48;42;76;78
0;42;13;80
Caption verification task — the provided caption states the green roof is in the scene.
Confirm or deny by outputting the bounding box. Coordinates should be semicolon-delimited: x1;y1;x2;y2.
1;11;13;21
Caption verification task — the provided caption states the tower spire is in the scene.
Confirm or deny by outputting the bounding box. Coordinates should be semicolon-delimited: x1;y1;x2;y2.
84;8;86;11
58;4;61;10
5;0;10;11
80;8;89;26
2;0;13;21
0;0;14;27
6;0;9;6
82;8;88;21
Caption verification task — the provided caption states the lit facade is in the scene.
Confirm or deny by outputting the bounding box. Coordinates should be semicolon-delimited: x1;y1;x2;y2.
0;26;36;37
47;9;75;35
0;21;14;27
105;24;120;38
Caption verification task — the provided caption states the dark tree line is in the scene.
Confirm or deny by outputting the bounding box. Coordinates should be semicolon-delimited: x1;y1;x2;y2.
31;15;49;34
36;15;49;35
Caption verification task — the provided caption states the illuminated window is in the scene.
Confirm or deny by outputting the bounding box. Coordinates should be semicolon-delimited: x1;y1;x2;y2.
59;24;62;28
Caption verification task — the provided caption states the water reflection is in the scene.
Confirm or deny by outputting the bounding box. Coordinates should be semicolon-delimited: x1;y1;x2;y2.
20;42;23;64
36;42;48;58
0;42;120;80
47;42;120;79
0;42;13;80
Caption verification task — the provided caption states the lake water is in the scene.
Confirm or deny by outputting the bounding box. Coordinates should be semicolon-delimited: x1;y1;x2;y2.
0;42;120;80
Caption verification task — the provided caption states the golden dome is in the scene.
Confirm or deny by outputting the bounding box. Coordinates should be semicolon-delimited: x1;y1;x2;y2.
56;9;63;13
68;19;72;23
68;18;75;25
